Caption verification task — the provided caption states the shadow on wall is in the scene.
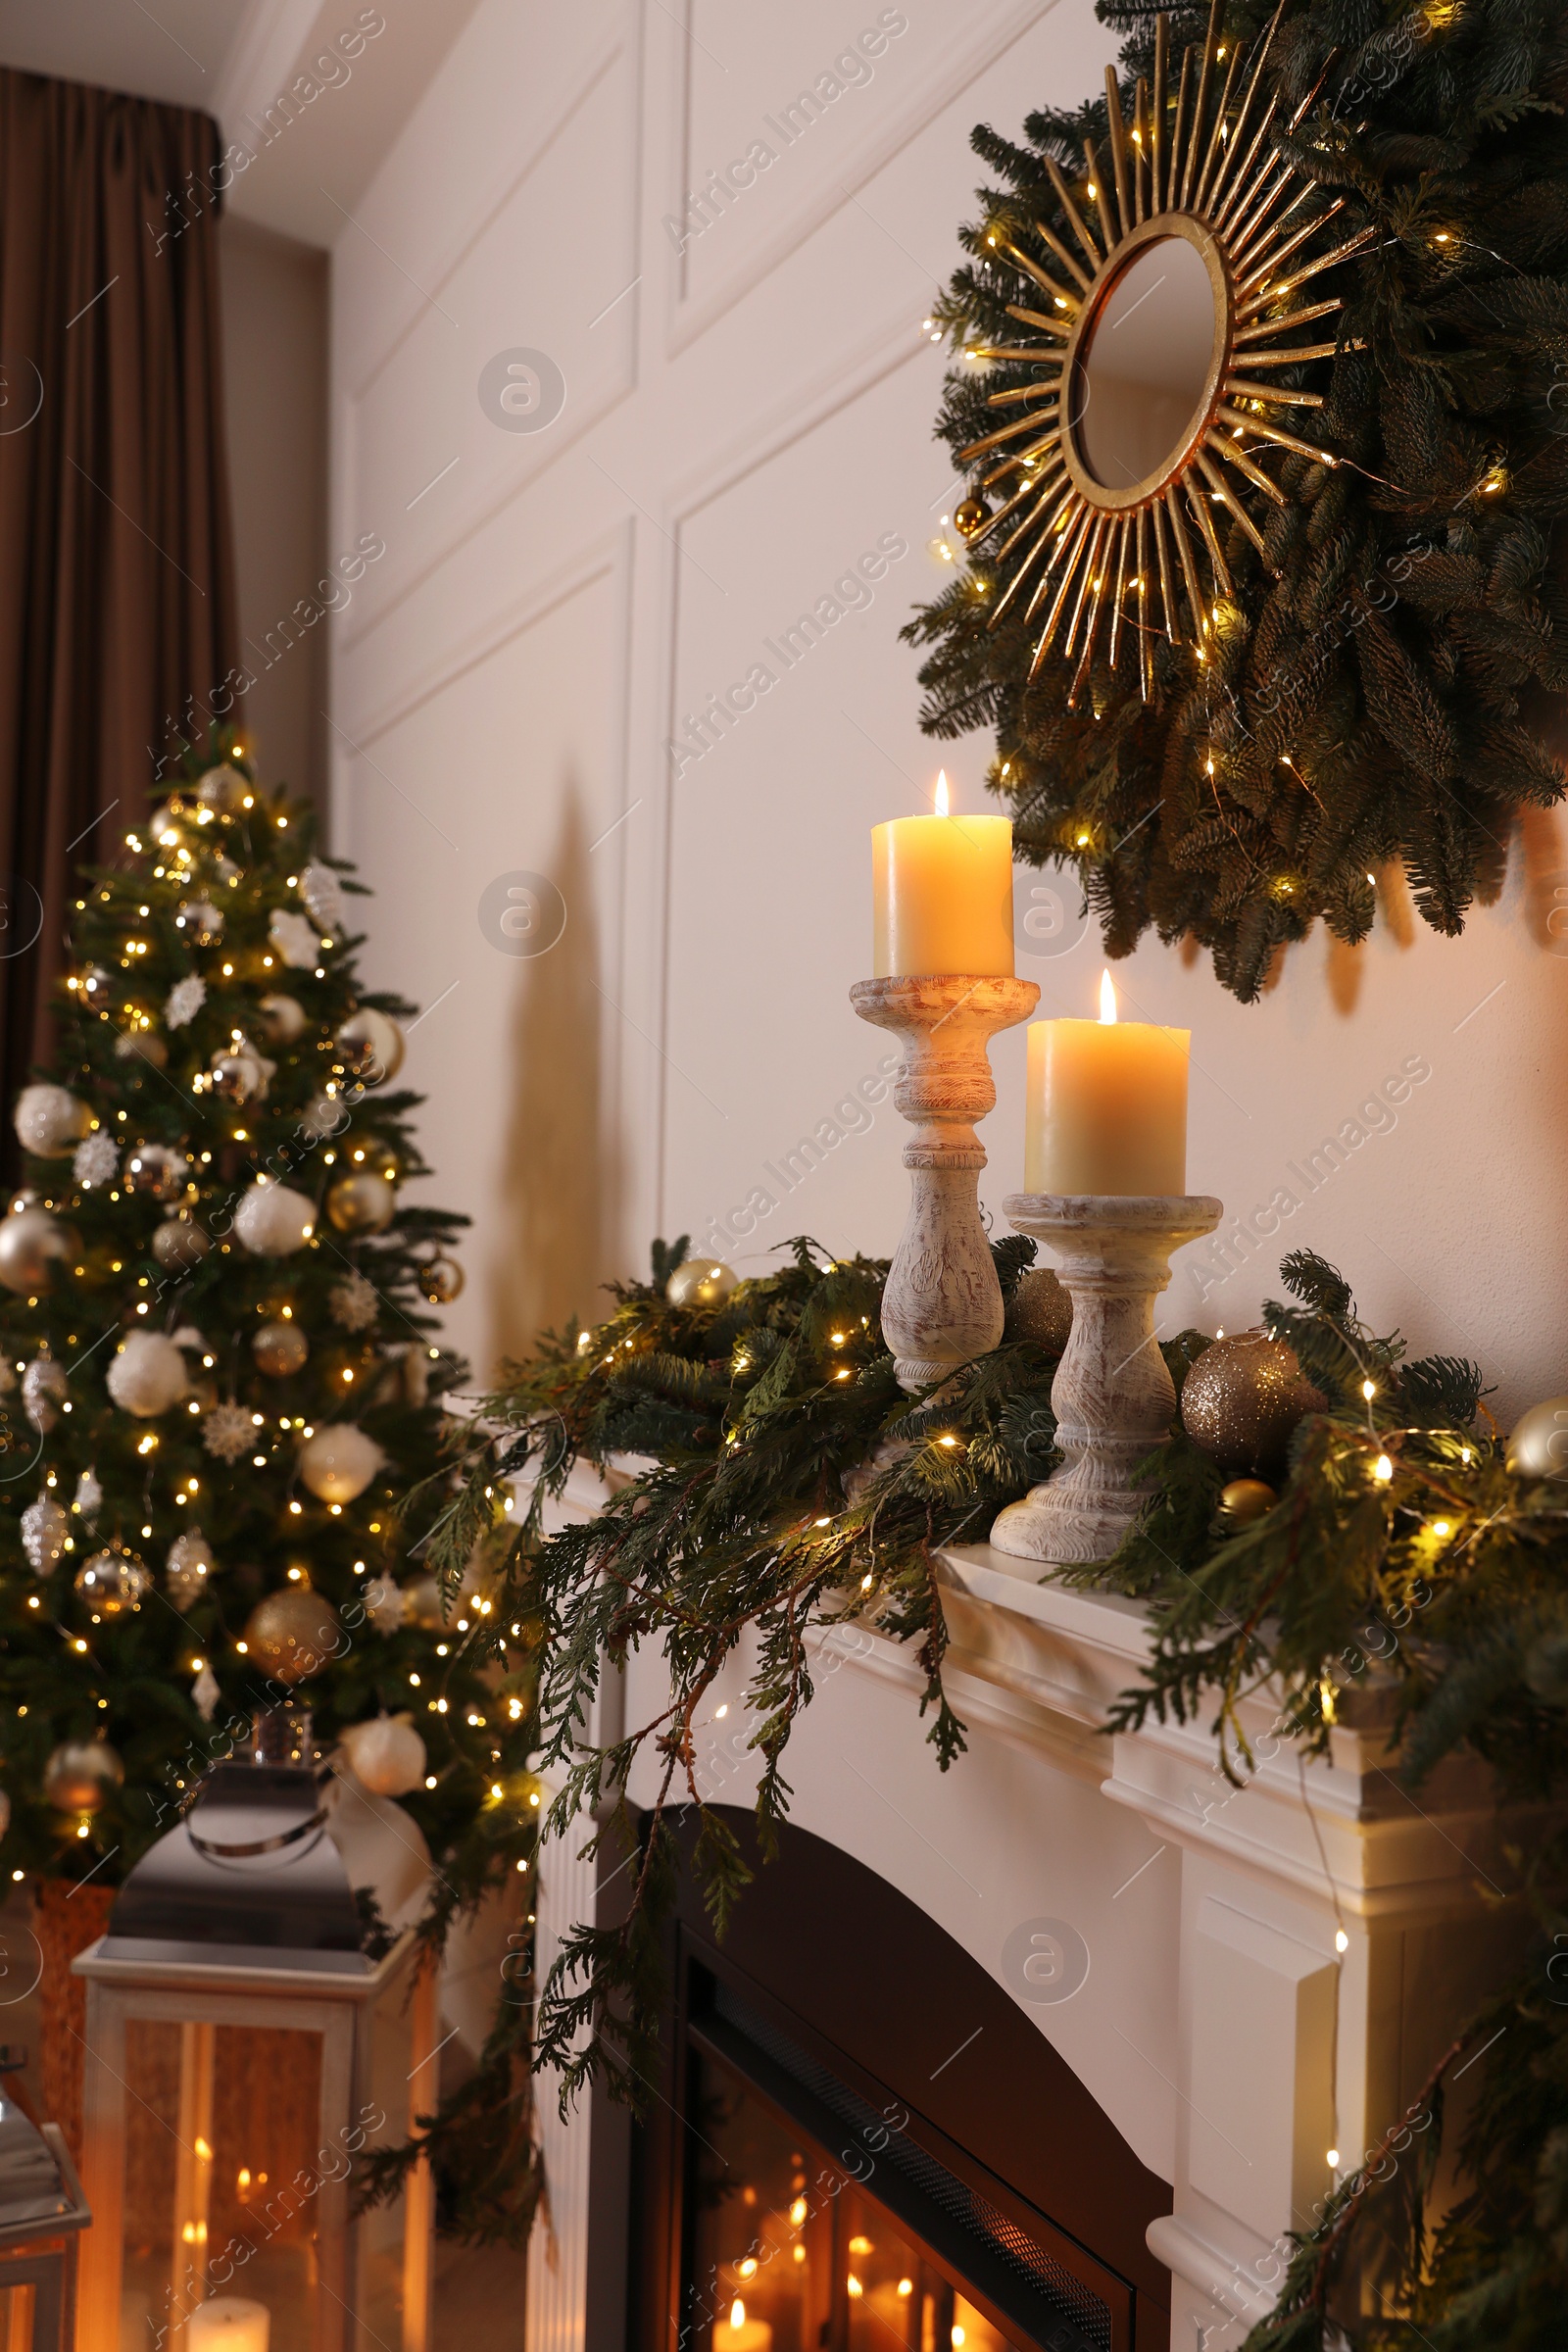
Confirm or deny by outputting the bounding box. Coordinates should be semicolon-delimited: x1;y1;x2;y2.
488;785;619;1369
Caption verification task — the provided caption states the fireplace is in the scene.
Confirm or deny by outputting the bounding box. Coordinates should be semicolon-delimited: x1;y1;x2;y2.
627;1814;1172;2352
526;1467;1511;2352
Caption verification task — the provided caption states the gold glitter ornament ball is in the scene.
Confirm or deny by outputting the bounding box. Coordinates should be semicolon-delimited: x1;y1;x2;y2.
1506;1396;1568;1481
243;1588;343;1684
1181;1331;1325;1474
253;1319;309;1377
1004;1266;1072;1350
44;1737;123;1813
665;1257;737;1309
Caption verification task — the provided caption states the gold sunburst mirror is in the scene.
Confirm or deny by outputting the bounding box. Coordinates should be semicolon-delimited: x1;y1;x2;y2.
956;0;1370;704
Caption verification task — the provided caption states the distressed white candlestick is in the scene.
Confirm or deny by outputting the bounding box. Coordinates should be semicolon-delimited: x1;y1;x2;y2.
851;975;1038;1391
990;1192;1222;1564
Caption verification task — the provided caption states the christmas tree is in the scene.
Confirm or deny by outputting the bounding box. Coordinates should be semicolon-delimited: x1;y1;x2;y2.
0;733;535;1935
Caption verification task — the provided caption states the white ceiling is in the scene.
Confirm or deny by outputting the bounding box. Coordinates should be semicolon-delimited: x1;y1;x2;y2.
0;0;253;111
0;0;485;247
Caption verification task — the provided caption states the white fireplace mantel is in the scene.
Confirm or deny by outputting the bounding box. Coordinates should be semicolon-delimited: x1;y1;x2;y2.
526;1466;1518;2352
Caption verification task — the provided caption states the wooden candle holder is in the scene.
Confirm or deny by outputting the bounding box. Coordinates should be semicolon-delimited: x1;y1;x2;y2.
851;975;1038;1391
989;1192;1222;1564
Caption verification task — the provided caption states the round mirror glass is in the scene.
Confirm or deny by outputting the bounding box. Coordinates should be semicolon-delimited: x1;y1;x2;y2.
1071;236;1217;492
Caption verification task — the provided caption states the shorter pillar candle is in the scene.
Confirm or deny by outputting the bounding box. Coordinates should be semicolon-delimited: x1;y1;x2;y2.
714;2300;773;2352
872;772;1013;977
1024;971;1189;1196
189;2299;270;2350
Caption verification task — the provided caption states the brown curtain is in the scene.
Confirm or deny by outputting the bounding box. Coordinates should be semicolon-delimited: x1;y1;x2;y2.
0;70;238;1127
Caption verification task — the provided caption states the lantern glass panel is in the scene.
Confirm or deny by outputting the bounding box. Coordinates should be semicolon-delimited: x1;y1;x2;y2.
0;2279;34;2345
120;2020;323;2350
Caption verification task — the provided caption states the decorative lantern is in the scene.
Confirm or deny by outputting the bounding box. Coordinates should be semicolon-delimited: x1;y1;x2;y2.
0;2051;91;2349
73;1712;438;2351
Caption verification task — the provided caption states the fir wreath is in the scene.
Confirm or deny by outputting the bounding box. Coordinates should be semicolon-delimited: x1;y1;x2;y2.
903;0;1568;1001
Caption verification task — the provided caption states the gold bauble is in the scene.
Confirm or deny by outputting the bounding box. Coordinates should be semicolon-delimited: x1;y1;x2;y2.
1181;1331;1326;1473
253;1318;309;1377
1506;1396;1568;1481
665;1257;737;1310
336;1009;405;1084
74;1544;151;1617
44;1737;123;1814
195;762;247;812
152;1215;211;1272
1005;1266;1072;1351
954;496;993;540
1219;1477;1278;1525
243;1588;343;1684
417;1255;464;1304
326;1172;397;1234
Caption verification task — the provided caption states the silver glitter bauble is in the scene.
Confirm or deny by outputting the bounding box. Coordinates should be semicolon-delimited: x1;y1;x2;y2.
195;762;247;812
20;1494;69;1575
21;1356;67;1432
166;1529;216;1611
13;1084;91;1158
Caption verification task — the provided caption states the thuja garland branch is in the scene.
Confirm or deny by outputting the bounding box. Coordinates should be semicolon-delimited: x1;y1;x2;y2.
427;1238;1568;2344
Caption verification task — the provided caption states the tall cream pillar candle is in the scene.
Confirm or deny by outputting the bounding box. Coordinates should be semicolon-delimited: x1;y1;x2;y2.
871;772;1013;977
1024;970;1189;1195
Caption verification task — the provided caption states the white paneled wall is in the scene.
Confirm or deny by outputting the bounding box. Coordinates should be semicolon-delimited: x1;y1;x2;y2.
330;0;1568;1408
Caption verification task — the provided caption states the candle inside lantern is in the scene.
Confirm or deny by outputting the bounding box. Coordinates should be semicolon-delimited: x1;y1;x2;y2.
1024;969;1189;1195
871;772;1013;977
714;2299;773;2352
189;2298;270;2351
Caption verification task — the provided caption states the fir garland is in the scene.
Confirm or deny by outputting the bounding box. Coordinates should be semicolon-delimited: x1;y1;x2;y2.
903;0;1568;1000
435;1237;1568;2345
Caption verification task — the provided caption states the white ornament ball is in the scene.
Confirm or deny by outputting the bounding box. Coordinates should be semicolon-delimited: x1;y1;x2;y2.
106;1331;189;1418
166;1529;216;1610
234;1182;316;1256
259;993;308;1045
0;1206;71;1295
21;1495;69;1575
14;1085;91;1157
340;1713;426;1797
298;1424;385;1504
337;1009;405;1084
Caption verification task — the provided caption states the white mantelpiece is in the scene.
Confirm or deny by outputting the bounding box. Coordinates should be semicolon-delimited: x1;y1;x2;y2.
528;1465;1515;2352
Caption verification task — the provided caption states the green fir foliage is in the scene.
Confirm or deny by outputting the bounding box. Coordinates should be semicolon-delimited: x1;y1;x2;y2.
903;0;1568;1000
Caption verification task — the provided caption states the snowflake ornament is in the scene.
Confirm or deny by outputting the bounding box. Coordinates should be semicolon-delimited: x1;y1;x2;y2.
203;1402;256;1462
165;976;207;1029
73;1131;119;1188
270;908;321;969
329;1271;379;1332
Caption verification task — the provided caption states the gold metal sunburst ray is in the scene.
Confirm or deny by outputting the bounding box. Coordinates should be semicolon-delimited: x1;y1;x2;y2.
953;0;1368;703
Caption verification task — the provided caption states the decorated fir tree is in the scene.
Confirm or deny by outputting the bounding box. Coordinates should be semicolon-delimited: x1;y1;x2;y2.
0;736;534;1936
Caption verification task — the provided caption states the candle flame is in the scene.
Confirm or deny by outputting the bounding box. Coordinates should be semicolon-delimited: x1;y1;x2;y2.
1099;968;1117;1025
731;2304;746;2330
934;769;950;817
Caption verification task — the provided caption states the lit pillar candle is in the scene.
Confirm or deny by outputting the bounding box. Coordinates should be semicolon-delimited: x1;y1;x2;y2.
188;2299;270;2351
871;772;1013;977
1024;970;1189;1195
714;2300;772;2352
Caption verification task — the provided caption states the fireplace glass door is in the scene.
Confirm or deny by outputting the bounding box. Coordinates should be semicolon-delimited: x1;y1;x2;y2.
679;1974;1124;2352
